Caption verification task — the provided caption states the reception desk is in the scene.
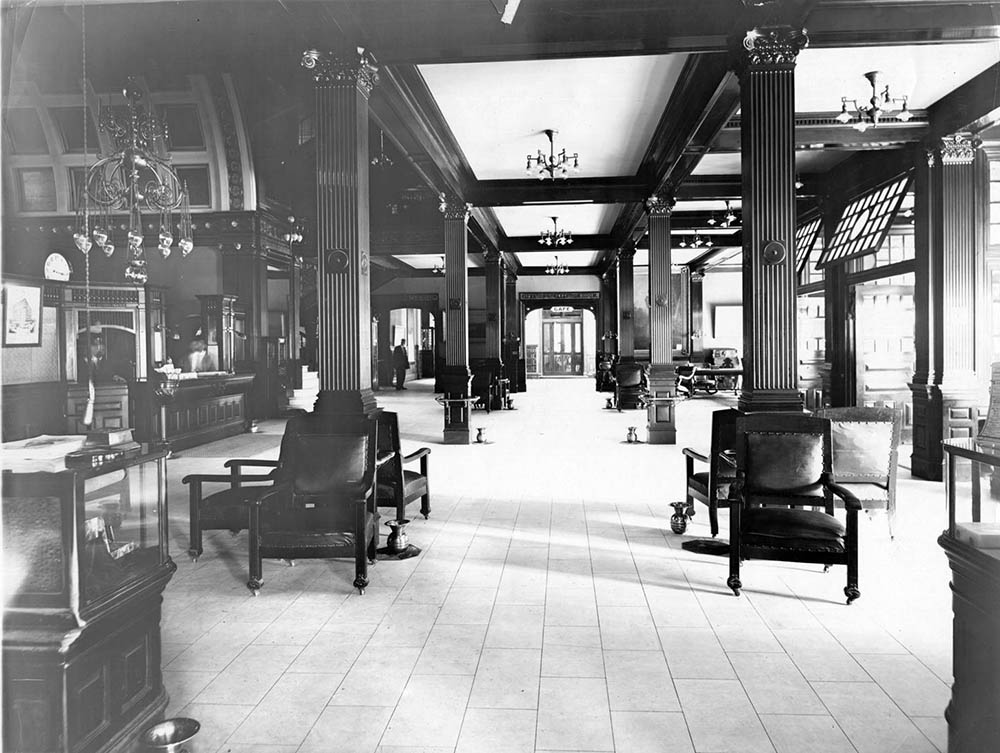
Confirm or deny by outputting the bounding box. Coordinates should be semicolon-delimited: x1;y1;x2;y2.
133;372;255;451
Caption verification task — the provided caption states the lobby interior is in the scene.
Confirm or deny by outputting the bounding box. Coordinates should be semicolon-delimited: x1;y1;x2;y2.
3;2;1000;752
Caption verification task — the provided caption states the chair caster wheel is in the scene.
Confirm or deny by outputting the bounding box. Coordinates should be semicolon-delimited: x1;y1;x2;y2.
189;555;199;563
727;576;742;597
845;587;860;605
368;558;377;566
823;564;831;573
250;589;259;597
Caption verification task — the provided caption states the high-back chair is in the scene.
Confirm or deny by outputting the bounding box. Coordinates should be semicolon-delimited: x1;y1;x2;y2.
815;406;899;537
614;362;647;411
682;408;740;536
728;413;862;605
247;414;379;595
376;410;431;521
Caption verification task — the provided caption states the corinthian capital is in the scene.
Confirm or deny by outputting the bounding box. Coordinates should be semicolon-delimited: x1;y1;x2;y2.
939;133;981;166
645;194;675;216
738;25;808;68
438;193;471;222
301;47;379;96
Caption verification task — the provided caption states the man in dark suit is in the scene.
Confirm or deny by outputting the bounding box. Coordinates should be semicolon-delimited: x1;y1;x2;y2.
392;340;410;390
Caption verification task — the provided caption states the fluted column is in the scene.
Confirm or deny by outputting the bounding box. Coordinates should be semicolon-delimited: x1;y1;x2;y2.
618;249;636;361
646;194;677;443
734;25;808;412
911;134;988;480
302;48;378;416
439;193;472;443
504;268;521;392
483;248;504;408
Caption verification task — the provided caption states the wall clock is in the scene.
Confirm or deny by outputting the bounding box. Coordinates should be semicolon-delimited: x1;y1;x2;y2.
43;252;72;281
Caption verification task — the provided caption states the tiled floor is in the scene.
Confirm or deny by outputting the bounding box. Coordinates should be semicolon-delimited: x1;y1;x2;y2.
161;377;953;753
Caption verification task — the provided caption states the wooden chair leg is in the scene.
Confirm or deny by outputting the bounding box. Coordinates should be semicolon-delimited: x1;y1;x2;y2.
420;456;431;519
188;481;203;562
247;505;262;595
709;500;719;538
727;502;742;596
845;510;860;605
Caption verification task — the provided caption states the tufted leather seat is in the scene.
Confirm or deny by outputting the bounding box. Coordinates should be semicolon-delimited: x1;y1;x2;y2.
728;413;862;605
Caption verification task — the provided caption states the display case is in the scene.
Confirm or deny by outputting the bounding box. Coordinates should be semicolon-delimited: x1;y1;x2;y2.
940;438;1000;753
2;441;175;753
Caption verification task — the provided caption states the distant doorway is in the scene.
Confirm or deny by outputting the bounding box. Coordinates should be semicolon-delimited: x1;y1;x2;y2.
542;317;584;375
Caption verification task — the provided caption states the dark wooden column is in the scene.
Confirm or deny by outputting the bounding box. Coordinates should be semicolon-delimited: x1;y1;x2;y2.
646;194;677;444
483;248;504;408
911;135;988;480
734;25;808;413
288;255;302;389
375;307;391;390
618;249;636;361
689;270;704;357
303;49;379;416
439;193;472;443
822;197;852;408
221;244;267;364
504;268;521;392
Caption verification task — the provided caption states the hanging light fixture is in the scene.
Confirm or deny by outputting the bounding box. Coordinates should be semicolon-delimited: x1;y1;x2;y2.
525;129;579;180
432;256;445;274
79;77;193;283
371;128;393;168
538;216;573;247
722;201;739;228
283;216;304;244
545;255;570;275
835;71;912;132
680;230;708;249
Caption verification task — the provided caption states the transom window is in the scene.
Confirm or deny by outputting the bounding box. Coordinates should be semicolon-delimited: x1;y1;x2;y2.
794;217;822;274
816;174;911;269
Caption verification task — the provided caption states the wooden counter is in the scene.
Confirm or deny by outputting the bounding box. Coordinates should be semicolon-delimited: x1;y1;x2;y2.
132;373;255;451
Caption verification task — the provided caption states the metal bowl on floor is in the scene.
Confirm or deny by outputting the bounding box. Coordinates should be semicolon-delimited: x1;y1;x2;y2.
139;718;200;752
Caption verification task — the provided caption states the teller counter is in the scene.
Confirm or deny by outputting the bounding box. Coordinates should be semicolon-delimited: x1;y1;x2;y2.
132;372;255;451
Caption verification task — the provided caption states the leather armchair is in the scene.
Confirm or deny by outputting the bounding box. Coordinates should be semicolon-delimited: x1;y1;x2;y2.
614;362;647;411
727;413;862;605
816;406;899;537
682;408;740;536
247;414;379;596
376;410;431;521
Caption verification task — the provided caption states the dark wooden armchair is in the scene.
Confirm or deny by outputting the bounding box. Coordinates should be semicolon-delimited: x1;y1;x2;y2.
182;457;283;562
682;408;740;536
376;410;431;521
816;406;899;537
470;363;496;413
248;414;379;596
728;413;862;605
614;362;647;411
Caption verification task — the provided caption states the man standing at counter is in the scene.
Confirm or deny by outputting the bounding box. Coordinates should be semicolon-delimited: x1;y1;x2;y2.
186;338;217;373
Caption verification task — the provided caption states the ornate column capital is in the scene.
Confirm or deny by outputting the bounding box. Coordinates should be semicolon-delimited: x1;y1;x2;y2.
438;193;472;222
301;48;379;96
618;247;637;262
645;194;675;216
484;247;502;265
938;133;982;166
734;25;808;71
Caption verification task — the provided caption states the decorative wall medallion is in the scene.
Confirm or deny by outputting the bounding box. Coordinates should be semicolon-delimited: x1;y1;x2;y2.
762;240;786;265
360;252;369;275
325;249;350;273
655;295;668;307
449;298;462;310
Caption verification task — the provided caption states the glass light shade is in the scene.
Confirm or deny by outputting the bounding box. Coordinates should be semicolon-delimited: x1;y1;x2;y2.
73;232;93;254
159;244;172;259
178;238;194;256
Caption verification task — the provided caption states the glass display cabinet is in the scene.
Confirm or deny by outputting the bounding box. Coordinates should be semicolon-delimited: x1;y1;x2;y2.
940;438;1000;753
2;443;175;753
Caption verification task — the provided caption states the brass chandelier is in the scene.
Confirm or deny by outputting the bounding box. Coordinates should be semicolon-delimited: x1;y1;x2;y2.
836;71;912;132
76;78;193;284
525;129;579;180
538;216;573;247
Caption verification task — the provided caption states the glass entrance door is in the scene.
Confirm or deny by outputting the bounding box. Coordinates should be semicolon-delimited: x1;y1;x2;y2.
542;320;583;375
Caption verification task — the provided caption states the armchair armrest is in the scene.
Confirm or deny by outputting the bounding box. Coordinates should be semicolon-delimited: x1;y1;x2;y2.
402;447;431;464
224;459;280;470
182;473;237;485
682;447;709;464
827;479;862;511
254;482;292;508
376;451;397;470
719;450;738;469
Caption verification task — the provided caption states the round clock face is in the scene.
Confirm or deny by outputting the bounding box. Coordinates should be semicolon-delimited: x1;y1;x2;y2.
44;252;72;281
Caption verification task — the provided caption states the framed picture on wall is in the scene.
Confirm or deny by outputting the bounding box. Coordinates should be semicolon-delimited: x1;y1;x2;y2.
3;282;43;347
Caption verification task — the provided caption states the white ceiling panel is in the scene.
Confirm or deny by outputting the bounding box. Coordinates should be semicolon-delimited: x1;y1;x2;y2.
419;54;689;180
515;250;601;268
493;203;621;237
394;254;480;269
674;199;742;213
795;42;999;112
